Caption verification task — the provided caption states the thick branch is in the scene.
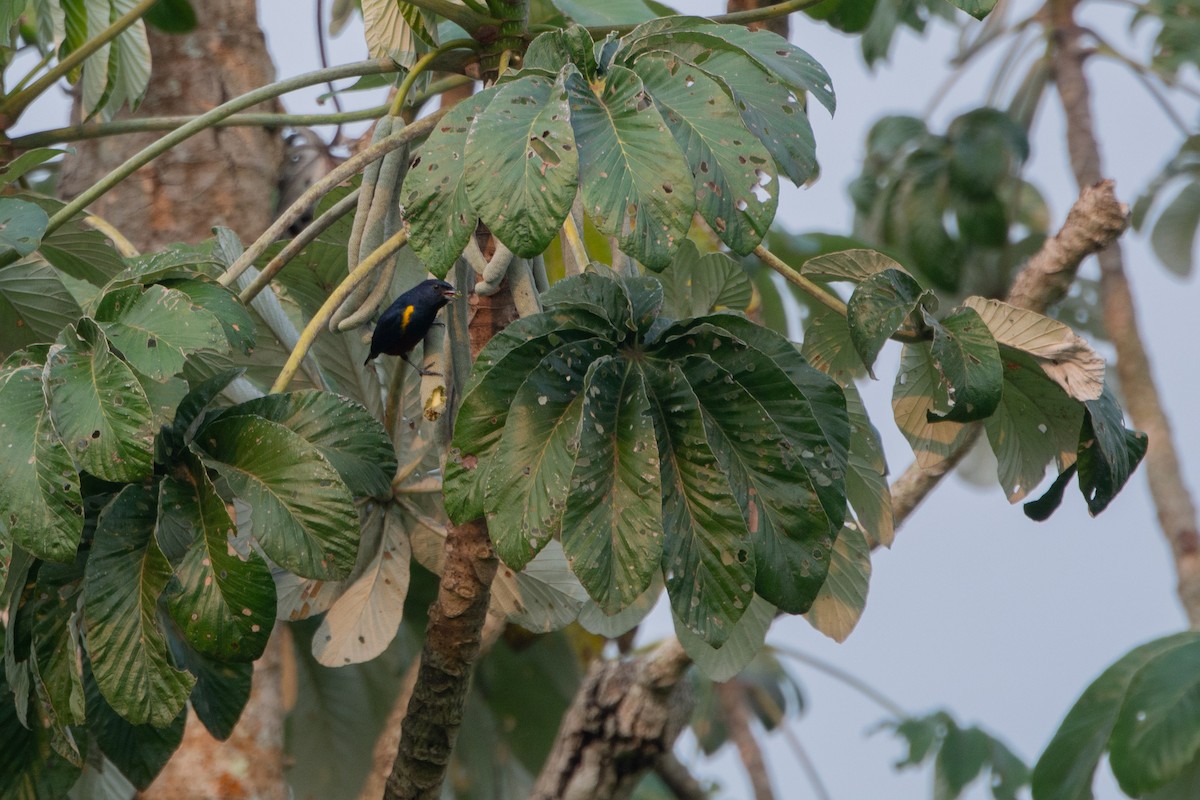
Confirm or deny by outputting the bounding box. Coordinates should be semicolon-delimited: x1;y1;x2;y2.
716;681;776;800
384;518;498;800
1050;0;1200;624
531;639;694;800
884;178;1129;535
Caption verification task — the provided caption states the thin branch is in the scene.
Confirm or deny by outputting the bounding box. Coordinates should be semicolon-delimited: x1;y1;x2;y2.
753;245;848;319
578;0;827;36
402;0;496;31
655;754;709;800
1;0;159;119
716;681;776;800
315;0;346;145
747;684;833;800
1050;0;1200;625
237;189;361;304
38;59;398;245
218;108;446;289
388;39;481;117
770;646;908;720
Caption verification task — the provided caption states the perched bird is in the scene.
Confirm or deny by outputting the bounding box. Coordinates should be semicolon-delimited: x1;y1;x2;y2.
364;279;459;374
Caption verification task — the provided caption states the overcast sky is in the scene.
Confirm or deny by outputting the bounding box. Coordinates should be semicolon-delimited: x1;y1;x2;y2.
11;1;1199;797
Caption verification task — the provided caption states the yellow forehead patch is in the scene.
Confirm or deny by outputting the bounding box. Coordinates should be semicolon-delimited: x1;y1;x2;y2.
402;305;414;330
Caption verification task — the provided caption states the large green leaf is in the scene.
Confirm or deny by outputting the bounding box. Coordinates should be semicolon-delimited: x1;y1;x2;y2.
492;539;590;632
167;635;253;742
161;463;275;662
846;268;926;377
656;241;754;319
656;325;840;614
576;574;662;638
165;278;256;356
1110;637;1200;795
924;306;1002;423
802;248;908;283
30;559;86;728
402;87;498;276
84;659;185;790
983;348;1083;502
0;260;82;356
312;504;411;667
1033;633;1199;800
213;391;396;499
47;318;155;482
95;284;227;381
194;415;359;580
82;485;195;727
485;338;609;569
634;53;777;255
524;25;596;74
674;593;775;682
641;360;753;646
564;64;695;269
801;303;868;382
0;366;82;562
0;198;50;261
464;73;578;258
803;522;869;642
541;270;635;334
893;342;972;470
445;310;613;522
560;356;662;613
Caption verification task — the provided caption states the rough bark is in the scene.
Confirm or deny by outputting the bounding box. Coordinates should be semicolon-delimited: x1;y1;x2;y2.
58;0;284;249
1049;0;1200;624
716;681;776;800
531;639;694;800
384;518;498;800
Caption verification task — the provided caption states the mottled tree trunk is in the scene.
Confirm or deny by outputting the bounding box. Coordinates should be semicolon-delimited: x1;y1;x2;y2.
58;3;288;798
59;0;284;250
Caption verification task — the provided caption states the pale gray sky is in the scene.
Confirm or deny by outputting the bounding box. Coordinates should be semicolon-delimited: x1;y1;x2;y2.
10;2;1198;797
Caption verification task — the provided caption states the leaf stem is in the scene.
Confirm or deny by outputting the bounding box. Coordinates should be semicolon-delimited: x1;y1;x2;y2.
8;48;55;97
270;228;409;394
41;59;398;240
562;213;589;271
576;0;826;36
753;244;848;318
769;645;908;720
2;0;160;120
389;39;479;117
218;107;447;289
237;188;361;304
402;0;496;32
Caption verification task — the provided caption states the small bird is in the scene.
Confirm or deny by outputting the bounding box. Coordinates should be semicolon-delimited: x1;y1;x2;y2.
364;279;459;374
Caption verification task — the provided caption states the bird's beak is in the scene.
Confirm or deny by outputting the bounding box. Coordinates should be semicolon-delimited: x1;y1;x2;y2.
442;288;461;299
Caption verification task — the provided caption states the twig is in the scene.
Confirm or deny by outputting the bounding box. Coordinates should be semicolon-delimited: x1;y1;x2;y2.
716;681;776;800
655;753;709;800
769;645;907;720
748;684;833;800
753;245;848;319
388;39;480;117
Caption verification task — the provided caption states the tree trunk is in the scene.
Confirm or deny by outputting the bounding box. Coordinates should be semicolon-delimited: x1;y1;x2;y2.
58;0;284;250
58;3;289;797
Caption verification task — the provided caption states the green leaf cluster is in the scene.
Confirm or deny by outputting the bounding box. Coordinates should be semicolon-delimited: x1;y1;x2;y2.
445;265;850;647
1133;134;1200;278
849;110;1047;296
882;710;1030;800
403;16;834;274
0;225;396;792
1033;632;1200;799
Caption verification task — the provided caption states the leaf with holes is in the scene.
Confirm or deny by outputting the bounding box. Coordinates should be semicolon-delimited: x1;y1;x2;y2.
464;73;579;258
95;284;227;382
46;318;155;483
924;306;1002;423
641;360;754;646
162;461;275;662
893;342;972;470
0;366;82;562
964;296;1104;402
983;348;1083;502
801;248;909;283
193;414;359;580
524;25;596;74
561;357;662;613
82;485;195;727
484;337;613;570
402;87;497;277
564;64;695;269
846;268;927;378
634;53;777;255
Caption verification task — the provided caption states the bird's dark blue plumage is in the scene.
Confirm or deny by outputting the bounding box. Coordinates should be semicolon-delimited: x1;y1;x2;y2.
364;279;458;374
